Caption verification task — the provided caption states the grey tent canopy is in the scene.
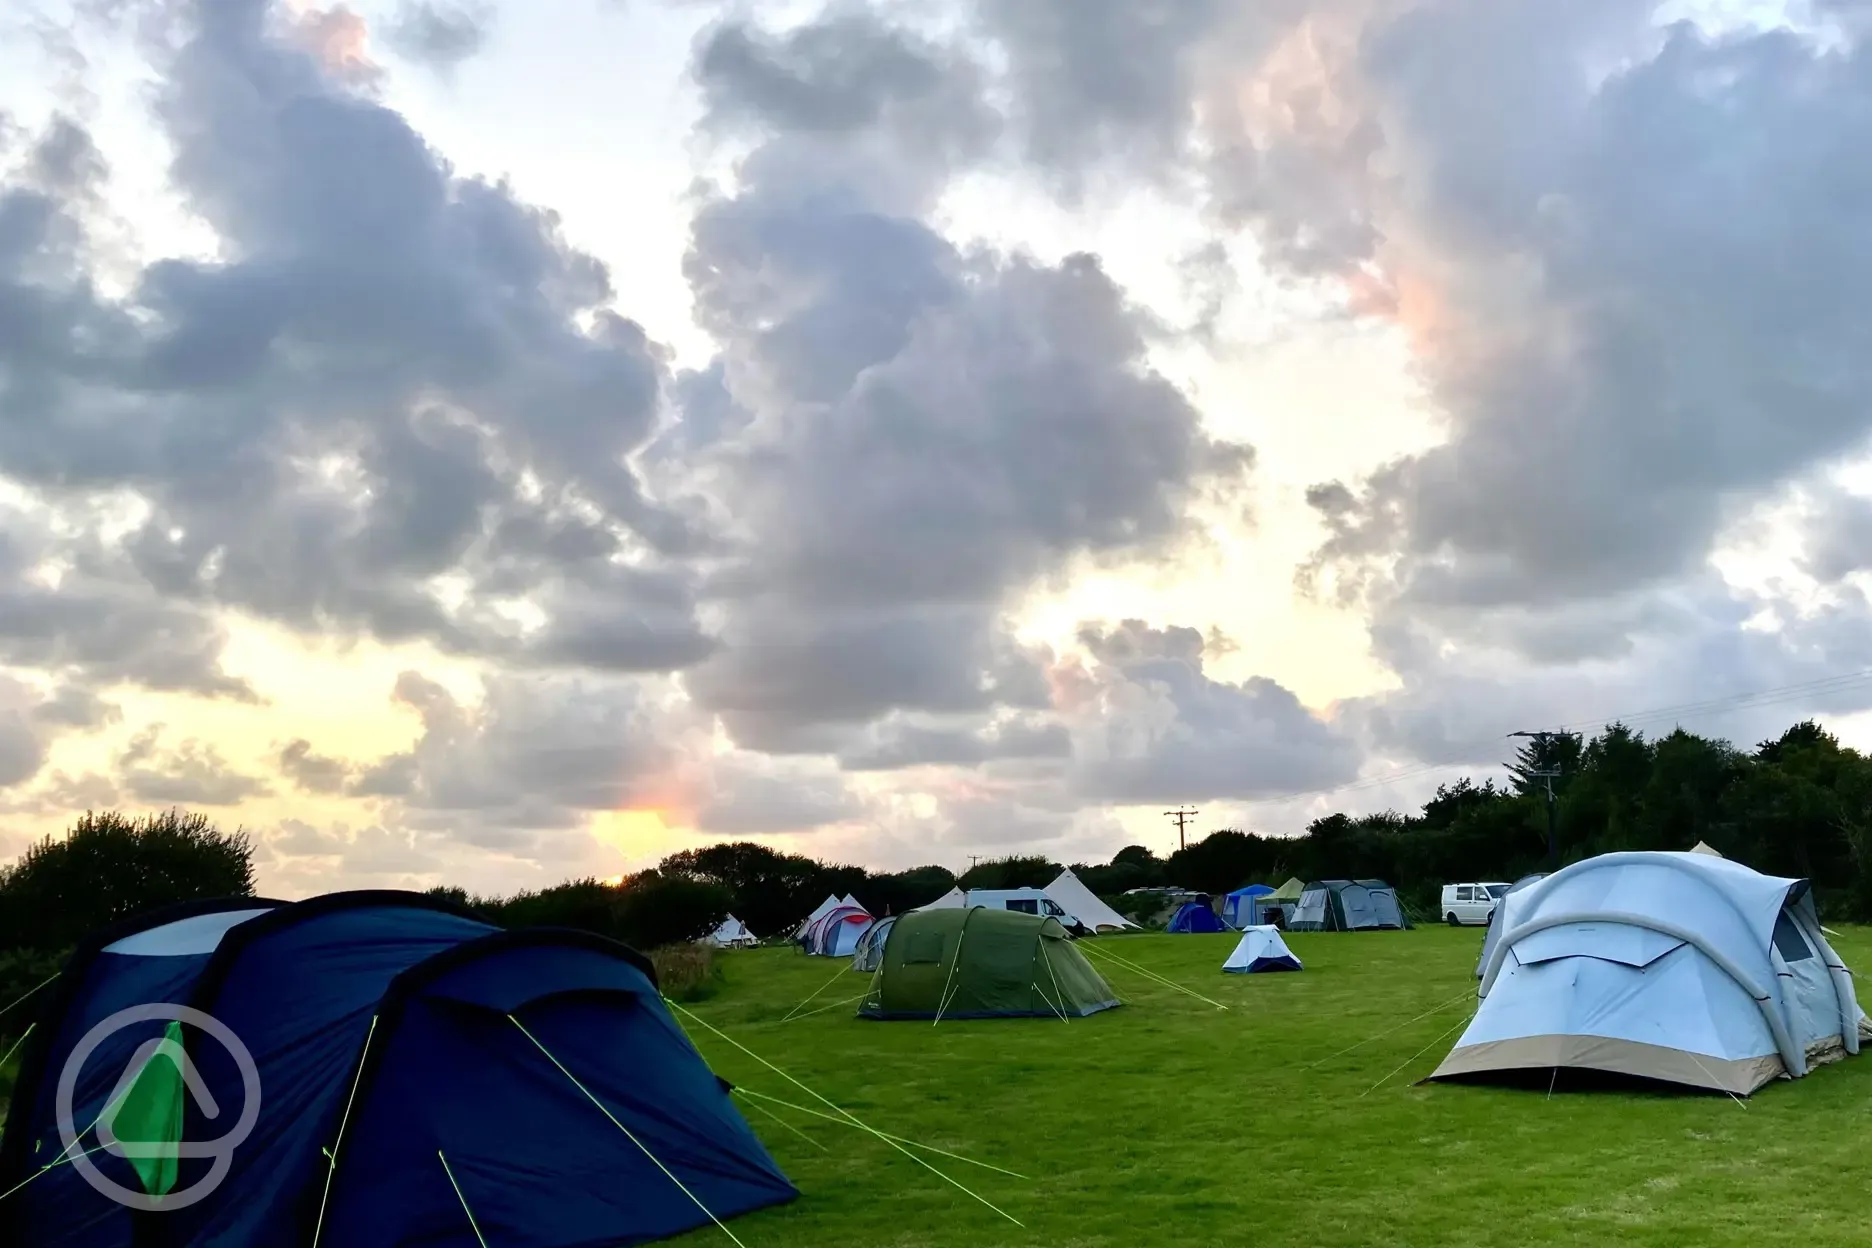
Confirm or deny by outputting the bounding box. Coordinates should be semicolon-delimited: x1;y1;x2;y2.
1288;880;1410;931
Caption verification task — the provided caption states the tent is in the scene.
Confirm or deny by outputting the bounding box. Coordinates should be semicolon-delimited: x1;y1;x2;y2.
1257;877;1307;926
852;915;897;972
800;901;874;957
1221;884;1275;928
1475;874;1547;978
859;908;1119;1021
1690;841;1724;857
923;886;967;909
1223;926;1303;973
1166;896;1229;933
0;893;795;1247
1288;880;1409;931
1432;851;1870;1095
793;893;842;939
1043;868;1140;933
707;914;758;948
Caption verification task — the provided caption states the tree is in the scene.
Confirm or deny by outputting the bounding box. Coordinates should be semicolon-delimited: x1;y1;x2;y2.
0;810;255;952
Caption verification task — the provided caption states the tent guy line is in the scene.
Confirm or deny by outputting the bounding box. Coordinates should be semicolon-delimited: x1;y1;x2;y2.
668;999;1027;1228
1302;988;1477;1071
730;1088;1030;1179
1078;943;1229;1011
437;1151;492;1248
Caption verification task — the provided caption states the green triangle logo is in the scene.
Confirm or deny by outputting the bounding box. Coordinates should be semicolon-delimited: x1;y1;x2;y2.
96;1021;219;1199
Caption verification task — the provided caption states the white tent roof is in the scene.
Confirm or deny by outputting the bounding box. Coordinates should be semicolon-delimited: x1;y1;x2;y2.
795;894;842;938
839;893;870;914
1045;868;1140;933
1690;840;1724;857
1222;926;1301;973
922;886;967;909
1435;851;1866;1095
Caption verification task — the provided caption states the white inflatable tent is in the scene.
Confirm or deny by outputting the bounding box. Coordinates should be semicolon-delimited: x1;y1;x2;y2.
1044;869;1141;934
1433;851;1869;1095
1222;926;1302;973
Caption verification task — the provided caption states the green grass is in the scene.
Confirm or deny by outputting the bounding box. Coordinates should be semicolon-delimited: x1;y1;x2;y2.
5;927;1869;1245
672;925;1872;1247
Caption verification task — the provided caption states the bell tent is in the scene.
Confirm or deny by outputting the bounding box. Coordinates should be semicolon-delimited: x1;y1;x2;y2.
0;892;795;1247
1166;896;1229;933
1288;880;1409;931
793;894;843;939
1222;925;1302;973
923;886;967;909
1221;885;1274;928
1433;851;1870;1095
800;901;873;957
851;914;897;972
1043;868;1140;933
859;908;1120;1021
707;914;758;948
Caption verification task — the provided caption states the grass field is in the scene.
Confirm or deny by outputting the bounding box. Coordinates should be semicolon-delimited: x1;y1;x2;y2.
670;924;1872;1248
2;926;1867;1246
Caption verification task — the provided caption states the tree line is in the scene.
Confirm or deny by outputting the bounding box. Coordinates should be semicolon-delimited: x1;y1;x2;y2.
5;716;1872;1038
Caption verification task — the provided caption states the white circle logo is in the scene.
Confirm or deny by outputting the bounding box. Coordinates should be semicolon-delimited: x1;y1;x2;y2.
54;1003;262;1211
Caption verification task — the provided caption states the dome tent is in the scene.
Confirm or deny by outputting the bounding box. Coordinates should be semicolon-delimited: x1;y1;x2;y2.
1166;896;1229;933
1433;852;1870;1095
1288;880;1410;931
1222;926;1302;974
1221;884;1275;928
852;914;898;972
0;892;795;1247
859;908;1119;1021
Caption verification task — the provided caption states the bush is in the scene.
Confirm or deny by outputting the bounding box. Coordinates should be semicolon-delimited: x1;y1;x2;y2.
0;810;255;952
650;943;722;1003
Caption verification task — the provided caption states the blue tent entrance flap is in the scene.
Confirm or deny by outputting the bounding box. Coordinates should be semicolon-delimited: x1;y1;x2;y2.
1167;897;1228;934
0;892;796;1248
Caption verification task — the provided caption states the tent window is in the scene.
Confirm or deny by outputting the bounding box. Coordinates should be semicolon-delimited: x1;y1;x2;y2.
903;933;946;964
1772;911;1814;963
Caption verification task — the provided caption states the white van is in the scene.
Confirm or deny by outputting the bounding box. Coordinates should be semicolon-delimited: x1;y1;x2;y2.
963;888;1073;922
1440;882;1511;927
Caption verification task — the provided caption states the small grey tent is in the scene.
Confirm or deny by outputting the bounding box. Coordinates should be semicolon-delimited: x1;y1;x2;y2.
1288;880;1410;931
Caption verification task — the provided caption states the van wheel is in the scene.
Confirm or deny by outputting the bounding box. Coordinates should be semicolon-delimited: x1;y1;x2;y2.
1445;912;1460;927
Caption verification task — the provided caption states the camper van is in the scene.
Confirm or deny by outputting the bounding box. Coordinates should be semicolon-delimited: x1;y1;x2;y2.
1440;882;1511;926
963;887;1073;922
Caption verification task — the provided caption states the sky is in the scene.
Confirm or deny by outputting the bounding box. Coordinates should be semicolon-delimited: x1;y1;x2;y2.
7;0;1872;898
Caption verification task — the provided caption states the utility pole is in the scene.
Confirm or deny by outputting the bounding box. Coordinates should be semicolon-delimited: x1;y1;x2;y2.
1509;731;1563;872
1164;806;1198;854
967;855;981;871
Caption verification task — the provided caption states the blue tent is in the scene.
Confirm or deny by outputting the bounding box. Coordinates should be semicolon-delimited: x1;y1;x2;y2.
1166;897;1228;934
1221;884;1275;928
0;891;796;1247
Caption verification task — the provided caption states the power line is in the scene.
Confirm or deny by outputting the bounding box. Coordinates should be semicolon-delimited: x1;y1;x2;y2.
1164;806;1198;853
1236;665;1872;811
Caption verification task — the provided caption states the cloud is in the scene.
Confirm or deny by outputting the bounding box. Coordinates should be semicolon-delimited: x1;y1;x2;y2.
1061;620;1361;803
276;737;354;794
113;724;271;806
385;1;492;72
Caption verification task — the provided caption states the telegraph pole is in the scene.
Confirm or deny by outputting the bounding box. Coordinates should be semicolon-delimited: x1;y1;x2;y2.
1509;731;1563;872
1164;806;1198;853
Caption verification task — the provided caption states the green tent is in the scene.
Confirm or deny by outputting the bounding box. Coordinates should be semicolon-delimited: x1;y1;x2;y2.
1264;878;1306;904
859;908;1120;1021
